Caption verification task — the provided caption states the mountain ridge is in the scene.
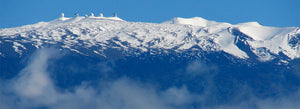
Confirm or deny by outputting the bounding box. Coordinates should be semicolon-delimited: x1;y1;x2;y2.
0;16;299;62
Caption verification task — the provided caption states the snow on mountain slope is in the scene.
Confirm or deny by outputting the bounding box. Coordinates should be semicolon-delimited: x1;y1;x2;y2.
235;22;295;40
163;17;212;27
233;22;299;61
163;17;232;33
0;16;299;61
164;17;300;61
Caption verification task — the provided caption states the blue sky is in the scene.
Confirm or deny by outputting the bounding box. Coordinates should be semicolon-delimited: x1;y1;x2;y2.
0;0;299;28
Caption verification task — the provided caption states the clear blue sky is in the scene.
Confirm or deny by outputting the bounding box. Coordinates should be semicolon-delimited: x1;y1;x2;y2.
0;0;299;28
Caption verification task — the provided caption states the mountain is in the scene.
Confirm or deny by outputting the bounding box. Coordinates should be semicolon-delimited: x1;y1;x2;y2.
1;16;299;61
1;15;300;109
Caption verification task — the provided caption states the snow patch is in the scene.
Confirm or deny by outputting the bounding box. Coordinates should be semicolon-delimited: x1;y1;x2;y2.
215;30;249;58
235;23;295;41
163;17;210;27
13;42;26;56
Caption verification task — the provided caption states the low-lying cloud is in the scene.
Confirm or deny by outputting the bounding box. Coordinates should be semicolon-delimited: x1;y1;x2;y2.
0;48;300;109
0;48;198;109
185;61;217;76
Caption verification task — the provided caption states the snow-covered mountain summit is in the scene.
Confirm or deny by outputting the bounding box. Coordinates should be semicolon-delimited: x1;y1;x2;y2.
0;16;299;61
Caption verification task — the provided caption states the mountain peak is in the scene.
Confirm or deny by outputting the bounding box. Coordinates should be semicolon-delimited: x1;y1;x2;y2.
236;21;262;27
163;17;213;27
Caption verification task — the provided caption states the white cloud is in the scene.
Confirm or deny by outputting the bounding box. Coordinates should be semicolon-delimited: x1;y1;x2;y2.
0;48;198;109
0;48;300;109
185;61;217;76
162;86;198;106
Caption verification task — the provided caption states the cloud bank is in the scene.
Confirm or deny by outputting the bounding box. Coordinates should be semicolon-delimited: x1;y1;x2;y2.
0;48;300;109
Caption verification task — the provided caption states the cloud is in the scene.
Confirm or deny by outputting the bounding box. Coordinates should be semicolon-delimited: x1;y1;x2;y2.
162;85;199;107
12;49;56;97
0;48;198;109
94;78;170;109
0;48;300;109
9;48;59;107
185;61;217;76
214;91;300;109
